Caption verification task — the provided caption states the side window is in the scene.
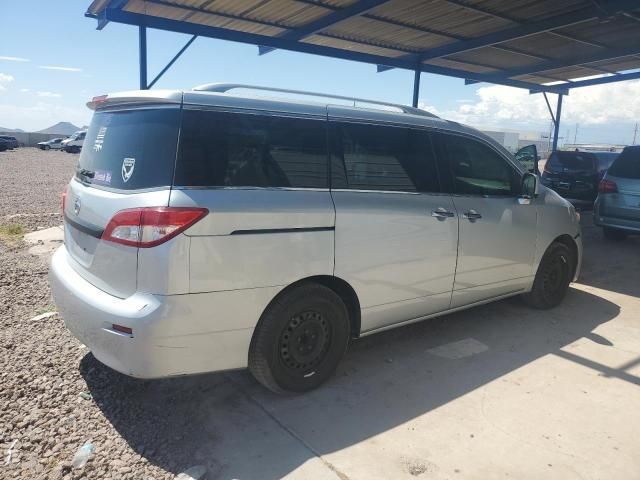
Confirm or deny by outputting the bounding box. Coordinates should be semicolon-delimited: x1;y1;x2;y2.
441;134;518;196
333;122;440;193
175;110;328;188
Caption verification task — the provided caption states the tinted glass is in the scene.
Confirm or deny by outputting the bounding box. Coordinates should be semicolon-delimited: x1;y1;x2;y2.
333;122;440;192
175;110;328;188
593;152;618;170
547;151;596;172
441;135;518;196
77;108;180;190
608;147;640;179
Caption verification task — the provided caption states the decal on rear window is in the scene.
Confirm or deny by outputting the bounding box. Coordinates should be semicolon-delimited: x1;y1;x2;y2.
93;126;107;152
121;157;135;183
93;169;112;185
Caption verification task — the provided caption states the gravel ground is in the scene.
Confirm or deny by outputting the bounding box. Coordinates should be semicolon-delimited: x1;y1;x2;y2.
0;148;74;231
0;149;201;480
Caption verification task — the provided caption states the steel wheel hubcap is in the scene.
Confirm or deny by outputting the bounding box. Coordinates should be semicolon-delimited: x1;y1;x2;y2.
279;311;331;373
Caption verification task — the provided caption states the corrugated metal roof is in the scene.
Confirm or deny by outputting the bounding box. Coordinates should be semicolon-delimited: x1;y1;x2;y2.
86;0;640;92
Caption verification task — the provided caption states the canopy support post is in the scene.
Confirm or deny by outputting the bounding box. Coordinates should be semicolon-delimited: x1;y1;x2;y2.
412;69;421;107
552;93;563;152
139;25;148;90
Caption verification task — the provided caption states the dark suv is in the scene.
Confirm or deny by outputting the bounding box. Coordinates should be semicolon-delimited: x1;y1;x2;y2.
541;150;619;206
0;136;19;149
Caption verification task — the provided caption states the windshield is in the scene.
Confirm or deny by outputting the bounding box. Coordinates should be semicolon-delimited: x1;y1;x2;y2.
77;107;180;190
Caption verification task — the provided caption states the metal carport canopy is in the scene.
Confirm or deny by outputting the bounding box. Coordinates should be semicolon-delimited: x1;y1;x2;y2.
86;0;640;151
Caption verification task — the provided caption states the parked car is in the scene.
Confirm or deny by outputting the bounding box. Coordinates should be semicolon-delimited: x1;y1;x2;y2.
594;145;640;240
49;85;582;393
61;130;86;153
540;149;619;207
0;135;19;149
0;138;8;152
38;137;65;150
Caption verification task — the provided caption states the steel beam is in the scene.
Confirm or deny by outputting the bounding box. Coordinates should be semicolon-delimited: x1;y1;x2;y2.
148;35;198;89
412;69;421;107
415;0;636;62
139;25;148;90
103;8;569;94
259;0;389;55
94;0;128;30
564;70;640;88
477;46;640;82
552;94;563;152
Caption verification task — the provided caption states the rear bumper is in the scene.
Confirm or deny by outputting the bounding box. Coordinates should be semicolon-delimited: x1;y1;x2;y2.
49;246;276;378
594;200;640;233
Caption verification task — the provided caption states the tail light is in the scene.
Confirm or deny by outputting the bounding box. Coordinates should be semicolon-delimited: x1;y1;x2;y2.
61;187;68;214
598;179;618;194
102;207;208;248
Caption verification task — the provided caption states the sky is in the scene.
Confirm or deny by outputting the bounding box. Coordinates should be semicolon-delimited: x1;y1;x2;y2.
1;0;639;146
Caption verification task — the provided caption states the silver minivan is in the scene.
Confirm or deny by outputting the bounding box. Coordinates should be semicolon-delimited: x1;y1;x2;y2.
49;84;582;393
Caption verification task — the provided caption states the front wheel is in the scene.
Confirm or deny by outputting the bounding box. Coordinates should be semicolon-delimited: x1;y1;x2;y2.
522;242;573;309
44;145;50;150
249;283;351;394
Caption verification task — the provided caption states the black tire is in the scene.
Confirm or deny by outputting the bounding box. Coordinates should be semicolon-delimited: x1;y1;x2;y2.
249;283;351;394
44;145;50;150
522;242;573;310
603;227;627;241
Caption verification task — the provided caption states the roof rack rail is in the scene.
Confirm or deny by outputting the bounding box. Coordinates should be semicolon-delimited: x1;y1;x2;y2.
191;83;439;118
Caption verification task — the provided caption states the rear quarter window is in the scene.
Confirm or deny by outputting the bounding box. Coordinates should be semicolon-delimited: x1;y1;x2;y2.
175;110;328;188
77;108;180;190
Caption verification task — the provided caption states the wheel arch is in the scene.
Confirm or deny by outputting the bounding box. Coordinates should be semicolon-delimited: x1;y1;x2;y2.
263;275;362;339
548;234;579;279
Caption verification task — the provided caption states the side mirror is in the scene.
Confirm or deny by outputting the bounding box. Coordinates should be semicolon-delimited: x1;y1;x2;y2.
519;172;538;205
515;144;539;173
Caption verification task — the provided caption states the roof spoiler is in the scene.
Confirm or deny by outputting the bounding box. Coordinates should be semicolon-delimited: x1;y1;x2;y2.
86;90;182;110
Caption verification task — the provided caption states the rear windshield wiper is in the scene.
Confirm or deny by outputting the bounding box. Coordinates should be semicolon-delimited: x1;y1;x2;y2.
76;167;95;180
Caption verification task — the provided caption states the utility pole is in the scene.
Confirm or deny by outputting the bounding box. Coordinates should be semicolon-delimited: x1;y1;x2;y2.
574;123;579;144
633;122;638;145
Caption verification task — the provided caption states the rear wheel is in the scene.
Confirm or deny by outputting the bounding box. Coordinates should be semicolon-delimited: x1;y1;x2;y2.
603;227;627;241
522;242;573;309
249;283;350;394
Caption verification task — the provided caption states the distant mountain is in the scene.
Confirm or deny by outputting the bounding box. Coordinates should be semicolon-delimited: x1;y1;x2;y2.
0;127;25;133
37;122;81;135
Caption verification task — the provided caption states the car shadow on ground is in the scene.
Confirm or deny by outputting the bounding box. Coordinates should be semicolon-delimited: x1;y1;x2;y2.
577;212;640;298
81;285;620;479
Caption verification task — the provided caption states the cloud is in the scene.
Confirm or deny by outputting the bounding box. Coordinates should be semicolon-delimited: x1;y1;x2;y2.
0;73;14;91
39;65;83;72
420;80;640;129
20;88;30;93
36;91;62;98
0;56;30;62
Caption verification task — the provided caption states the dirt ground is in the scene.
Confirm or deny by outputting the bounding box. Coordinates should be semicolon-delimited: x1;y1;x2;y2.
1;148;639;480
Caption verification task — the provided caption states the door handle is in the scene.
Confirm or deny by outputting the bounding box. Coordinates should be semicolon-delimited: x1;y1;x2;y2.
431;207;455;220
462;210;482;222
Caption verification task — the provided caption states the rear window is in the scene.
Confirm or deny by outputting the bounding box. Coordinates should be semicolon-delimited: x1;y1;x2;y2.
593;152;618;171
175;110;328;188
608;148;640;179
547;151;596;172
77;108;180;190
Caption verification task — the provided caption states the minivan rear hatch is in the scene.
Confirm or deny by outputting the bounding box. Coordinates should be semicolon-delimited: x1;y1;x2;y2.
64;105;181;298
